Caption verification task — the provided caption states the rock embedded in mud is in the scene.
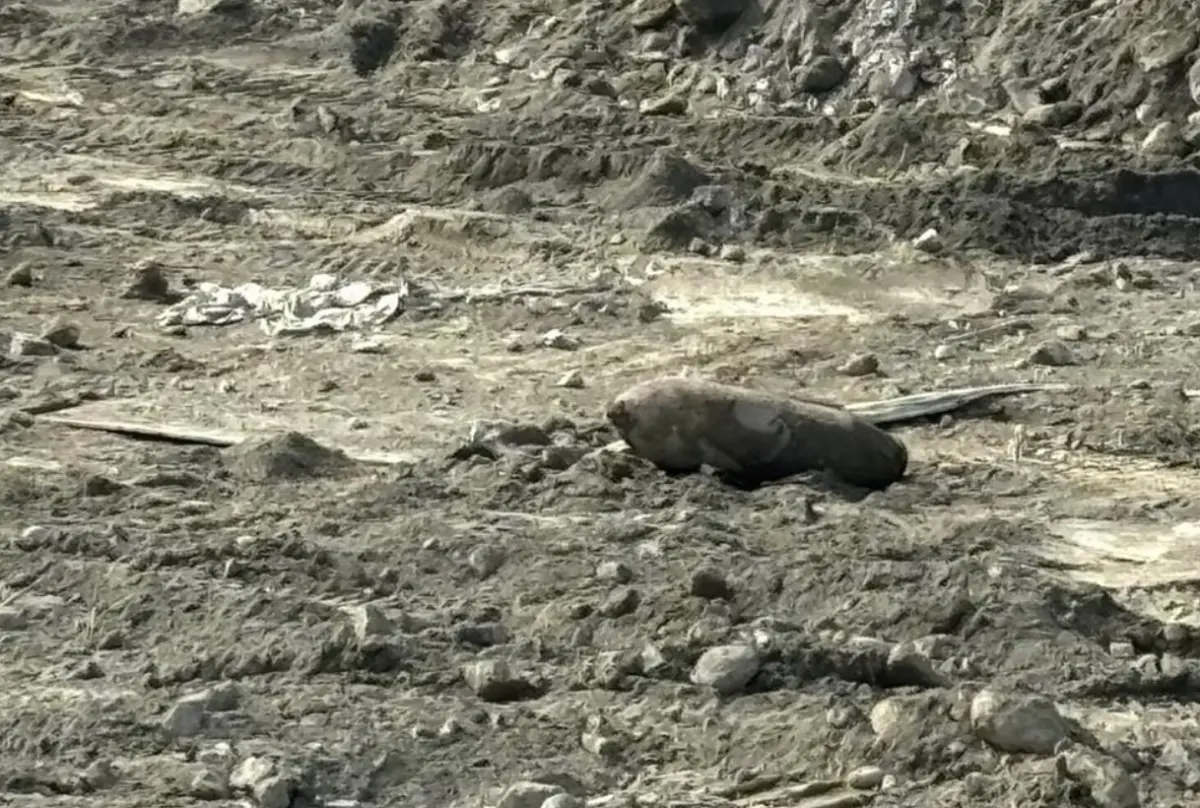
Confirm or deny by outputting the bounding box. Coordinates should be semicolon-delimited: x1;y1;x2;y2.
796;56;847;94
468;544;507;579
846;765;886;790
837;352;879;377
1026;339;1079;367
1060;748;1140;808
1141;122;1188;156
1022;101;1083;129
969;689;1068;754
672;0;748;30
689;566;732;600
606;377;908;489
542;794;584;808
885;641;950;688
348;604;394;640
691;643;759;695
598;586;640;618
463;658;537;702
4;263;33;287
496;781;565;808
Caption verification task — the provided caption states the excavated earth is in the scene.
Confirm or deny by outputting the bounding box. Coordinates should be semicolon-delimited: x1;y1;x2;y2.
5;0;1200;806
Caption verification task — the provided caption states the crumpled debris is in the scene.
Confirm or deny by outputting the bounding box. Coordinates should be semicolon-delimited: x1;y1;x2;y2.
156;273;406;336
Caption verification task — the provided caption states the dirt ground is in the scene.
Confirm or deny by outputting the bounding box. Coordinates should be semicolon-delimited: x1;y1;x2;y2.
5;0;1200;806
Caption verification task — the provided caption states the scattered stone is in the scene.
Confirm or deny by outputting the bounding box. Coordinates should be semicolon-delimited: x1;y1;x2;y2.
177;0;246;15
912;228;943;254
1055;324;1087;341
596;560;634;583
969;689;1069;754
497;781;565;808
8;332;58;357
691;644;759;695
640;93;688;116
4;264;33;287
1026;339;1078;367
933;344;954;361
463;658;537;702
689;566;732;600
80;758;119;789
162;692;210;738
837;352;879;377
556;370;585;389
1136;30;1197;72
349;604;394;640
846;765;886;790
885;641;950;687
190;768;229;799
1060;748;1140;808
540;329;580;350
1022;101;1083;128
718;244;745;262
468;545;507;579
14;524;57;550
121;258;176;302
598;586;640;618
1108;640;1135;659
1141;121;1188;156
672;0;749;30
796;55;847;93
251;774;296;808
542;794;585;808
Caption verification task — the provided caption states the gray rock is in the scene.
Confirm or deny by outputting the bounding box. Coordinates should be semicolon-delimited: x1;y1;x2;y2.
1191;61;1200;107
1141;122;1188;156
349;604;395;640
1136;31;1196;72
970;690;1069;754
869;696;930;742
82;759;119;790
497;781;565;808
468;545;507;579
886;641;950;688
229;756;276;791
5;264;32;287
691;644;759;695
797;56;846;93
190;768;229;799
252;774;296;808
836;353;879;377
177;0;245;14
542;794;585;808
463;658;535;702
595;560;634;583
598;586;640;618
672;0;748;28
1061;749;1140;808
846;765;886;789
41;319;80;349
1027;339;1078;367
0;606;28;631
1023;101;1083;128
162;693;209;738
689;566;732;599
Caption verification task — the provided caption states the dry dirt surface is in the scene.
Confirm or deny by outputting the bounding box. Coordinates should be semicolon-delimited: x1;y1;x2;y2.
6;0;1200;806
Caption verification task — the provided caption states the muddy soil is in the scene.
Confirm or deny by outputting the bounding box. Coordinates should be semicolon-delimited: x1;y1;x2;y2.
4;1;1200;807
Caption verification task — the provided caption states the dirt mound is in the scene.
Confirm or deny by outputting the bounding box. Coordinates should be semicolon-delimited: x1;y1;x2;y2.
610;150;712;211
222;431;357;482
